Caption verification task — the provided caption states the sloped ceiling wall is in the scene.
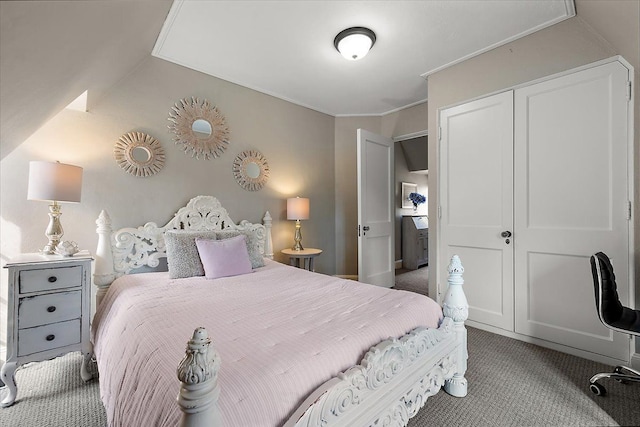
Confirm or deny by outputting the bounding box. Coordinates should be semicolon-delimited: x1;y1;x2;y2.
0;0;172;159
1;1;637;160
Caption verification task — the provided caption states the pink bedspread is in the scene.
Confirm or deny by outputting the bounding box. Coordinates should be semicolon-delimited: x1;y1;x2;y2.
92;260;442;427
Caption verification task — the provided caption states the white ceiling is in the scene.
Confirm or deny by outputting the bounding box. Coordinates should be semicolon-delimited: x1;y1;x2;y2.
152;0;575;116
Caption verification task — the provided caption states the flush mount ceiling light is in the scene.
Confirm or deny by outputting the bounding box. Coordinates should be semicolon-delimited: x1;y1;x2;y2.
334;27;376;61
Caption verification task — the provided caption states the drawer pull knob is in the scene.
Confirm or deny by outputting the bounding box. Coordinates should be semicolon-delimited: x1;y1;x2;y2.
47;306;57;313
48;276;57;283
46;334;55;341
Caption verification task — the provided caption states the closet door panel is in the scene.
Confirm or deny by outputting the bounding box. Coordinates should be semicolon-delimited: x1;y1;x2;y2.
439;91;514;331
514;61;631;361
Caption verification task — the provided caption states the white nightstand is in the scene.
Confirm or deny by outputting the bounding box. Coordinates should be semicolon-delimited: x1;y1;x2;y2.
1;252;94;407
281;248;322;271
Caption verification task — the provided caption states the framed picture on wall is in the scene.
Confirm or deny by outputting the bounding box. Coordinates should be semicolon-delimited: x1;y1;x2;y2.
401;182;417;208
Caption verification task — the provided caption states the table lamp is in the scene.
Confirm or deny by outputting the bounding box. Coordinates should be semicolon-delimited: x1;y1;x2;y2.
287;197;309;251
27;161;83;254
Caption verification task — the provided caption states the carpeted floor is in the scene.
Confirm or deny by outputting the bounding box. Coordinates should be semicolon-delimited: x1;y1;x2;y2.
407;327;640;427
2;326;638;426
395;266;429;296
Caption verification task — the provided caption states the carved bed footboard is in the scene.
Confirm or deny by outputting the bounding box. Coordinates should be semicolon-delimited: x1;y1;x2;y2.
176;256;469;427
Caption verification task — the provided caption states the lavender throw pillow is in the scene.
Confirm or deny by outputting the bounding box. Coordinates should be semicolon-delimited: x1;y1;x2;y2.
195;235;253;279
216;229;265;268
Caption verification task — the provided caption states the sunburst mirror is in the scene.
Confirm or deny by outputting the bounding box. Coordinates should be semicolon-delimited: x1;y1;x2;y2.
232;150;270;191
168;97;230;160
114;132;165;177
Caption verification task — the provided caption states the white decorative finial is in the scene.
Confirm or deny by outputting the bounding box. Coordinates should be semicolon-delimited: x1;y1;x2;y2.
96;210;112;232
177;327;219;385
443;255;468;322
263;211;274;259
447;255;464;286
177;327;223;426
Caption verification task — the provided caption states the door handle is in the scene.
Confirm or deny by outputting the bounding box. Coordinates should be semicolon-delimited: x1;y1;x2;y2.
501;231;512;238
363;226;370;231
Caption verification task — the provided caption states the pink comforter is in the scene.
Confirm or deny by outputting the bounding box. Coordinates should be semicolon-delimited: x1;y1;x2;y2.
92;260;442;427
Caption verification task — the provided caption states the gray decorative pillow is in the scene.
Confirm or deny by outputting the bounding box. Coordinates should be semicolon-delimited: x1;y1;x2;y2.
217;229;265;268
164;230;218;279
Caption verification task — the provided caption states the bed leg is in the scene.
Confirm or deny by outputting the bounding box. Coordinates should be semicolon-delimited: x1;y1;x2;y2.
177;327;223;427
442;255;469;398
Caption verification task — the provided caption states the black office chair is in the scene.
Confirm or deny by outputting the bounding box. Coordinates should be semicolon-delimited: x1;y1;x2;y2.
589;252;640;396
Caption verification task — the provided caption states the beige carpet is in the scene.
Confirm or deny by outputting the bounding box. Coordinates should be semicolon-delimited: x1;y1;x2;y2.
1;329;639;426
408;326;640;427
395;266;429;296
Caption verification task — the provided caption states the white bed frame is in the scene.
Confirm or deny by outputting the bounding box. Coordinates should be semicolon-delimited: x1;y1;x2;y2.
94;195;468;427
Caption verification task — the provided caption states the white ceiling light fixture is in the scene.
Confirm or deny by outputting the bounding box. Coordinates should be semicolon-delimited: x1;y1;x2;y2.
334;27;376;61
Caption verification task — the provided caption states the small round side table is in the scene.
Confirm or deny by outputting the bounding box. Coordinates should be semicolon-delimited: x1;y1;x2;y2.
281;248;322;271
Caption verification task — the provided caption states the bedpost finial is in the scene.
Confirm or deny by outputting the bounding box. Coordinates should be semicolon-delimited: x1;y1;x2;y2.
447;255;464;287
177;327;223;424
443;255;468;322
263;211;272;223
177;327;220;386
448;255;463;276
190;327;210;348
96;210;112;232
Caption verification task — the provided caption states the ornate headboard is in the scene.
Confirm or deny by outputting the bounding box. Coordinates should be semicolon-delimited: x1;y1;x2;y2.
94;195;273;306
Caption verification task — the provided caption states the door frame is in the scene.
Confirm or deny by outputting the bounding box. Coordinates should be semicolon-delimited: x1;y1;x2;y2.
393;130;429;269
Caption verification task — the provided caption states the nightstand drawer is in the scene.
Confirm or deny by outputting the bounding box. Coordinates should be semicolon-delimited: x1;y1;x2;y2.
18;291;82;329
18;319;81;356
19;265;82;294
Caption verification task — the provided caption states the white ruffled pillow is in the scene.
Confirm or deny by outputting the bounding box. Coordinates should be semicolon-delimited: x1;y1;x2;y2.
164;229;217;279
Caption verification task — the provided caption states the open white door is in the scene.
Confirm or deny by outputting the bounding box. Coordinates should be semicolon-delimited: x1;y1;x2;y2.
357;129;394;287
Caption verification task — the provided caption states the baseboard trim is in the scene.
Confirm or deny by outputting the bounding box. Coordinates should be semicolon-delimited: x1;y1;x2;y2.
466;320;629;367
395;260;403;269
333;275;358;281
631;352;640;370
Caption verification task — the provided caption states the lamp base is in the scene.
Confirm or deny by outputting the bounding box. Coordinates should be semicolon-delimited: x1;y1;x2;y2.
42;241;61;255
42;202;64;255
292;220;304;251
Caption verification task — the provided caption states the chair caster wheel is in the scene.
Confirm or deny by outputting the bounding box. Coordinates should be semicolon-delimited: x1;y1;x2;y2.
613;367;629;384
590;382;606;396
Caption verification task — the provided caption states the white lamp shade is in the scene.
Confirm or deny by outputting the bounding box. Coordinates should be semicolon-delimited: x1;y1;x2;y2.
27;161;83;203
337;33;374;60
287;197;310;220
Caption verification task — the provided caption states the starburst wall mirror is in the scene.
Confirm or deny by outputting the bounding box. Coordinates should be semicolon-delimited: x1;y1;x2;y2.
168;97;230;160
114;132;165;177
232;150;270;191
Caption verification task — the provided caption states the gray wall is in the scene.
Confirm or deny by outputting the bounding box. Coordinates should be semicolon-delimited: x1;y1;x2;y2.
0;56;337;270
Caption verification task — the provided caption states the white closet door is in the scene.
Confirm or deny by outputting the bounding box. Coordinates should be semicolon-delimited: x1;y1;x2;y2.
514;61;632;361
439;91;514;331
